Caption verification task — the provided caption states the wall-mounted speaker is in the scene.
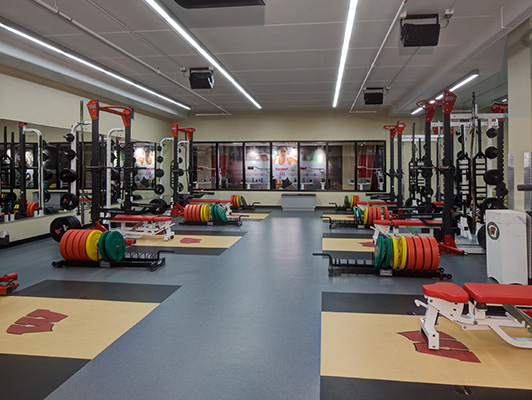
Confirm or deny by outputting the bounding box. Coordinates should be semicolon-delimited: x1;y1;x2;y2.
400;14;440;47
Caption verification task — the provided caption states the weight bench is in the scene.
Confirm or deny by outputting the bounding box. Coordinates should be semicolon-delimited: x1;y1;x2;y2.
415;282;532;350
373;219;441;239
105;215;175;241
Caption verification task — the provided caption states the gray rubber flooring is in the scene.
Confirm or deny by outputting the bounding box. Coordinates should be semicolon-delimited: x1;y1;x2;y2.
0;208;490;400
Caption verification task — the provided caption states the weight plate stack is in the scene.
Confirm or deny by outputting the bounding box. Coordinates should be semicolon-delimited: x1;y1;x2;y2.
78;230;92;261
420;237;432;271
390;236;399;269
381;236;393;269
413;237;424;271
363;207;369;225
98;231;111;261
428;237;440;271
50;216;82;242
405;236;416;271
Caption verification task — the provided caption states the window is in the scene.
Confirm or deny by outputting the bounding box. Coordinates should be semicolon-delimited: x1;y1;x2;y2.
245;143;270;190
299;142;326;191
193;143;216;190
272;142;298;190
133;142;156;190
327;142;355;190
218;143;243;190
356;141;385;192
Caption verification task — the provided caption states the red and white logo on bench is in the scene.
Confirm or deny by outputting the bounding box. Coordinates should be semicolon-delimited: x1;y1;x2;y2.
6;309;68;335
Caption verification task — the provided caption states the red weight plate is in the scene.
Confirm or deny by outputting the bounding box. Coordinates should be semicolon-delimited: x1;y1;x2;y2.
384;207;390;220
420;237;432;271
405;236;416;271
60;229;74;260
66;229;81;260
376;207;382;222
231;195;236;208
428;237;440;271
70;229;84;260
78;230;92;261
368;207;374;226
185;204;191;221
413;237;425;271
194;204;201;222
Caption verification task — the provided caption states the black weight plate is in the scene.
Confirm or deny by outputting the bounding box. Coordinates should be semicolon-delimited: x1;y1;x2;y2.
178;157;183;164
64;133;75;142
150;199;168;215
59;168;78;183
43;189;51;203
483;170;503;185
111;168;120;181
64;148;77;161
178;169;185;176
486;128;497;139
178;182;184;192
156;156;164;163
154;184;165;195
157;145;162;152
49;215;81;242
240;196;248;207
480;197;505;213
43;169;53;180
60;193;79;210
485;146;498;159
155;168;164;178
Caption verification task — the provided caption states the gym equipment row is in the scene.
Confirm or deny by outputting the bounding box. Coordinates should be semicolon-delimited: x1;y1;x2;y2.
323;205;392;229
230;194;258;210
181;203;243;226
329;195;361;211
313;232;449;279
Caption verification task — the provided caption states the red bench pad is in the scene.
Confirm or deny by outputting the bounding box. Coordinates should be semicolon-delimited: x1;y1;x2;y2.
111;215;172;222
188;199;230;203
374;220;392;226
463;283;532;306
423;282;469;303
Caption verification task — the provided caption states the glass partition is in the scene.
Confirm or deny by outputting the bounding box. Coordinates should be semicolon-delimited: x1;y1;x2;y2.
356;141;385;191
299;142;326;190
193;143;216;190
245;142;270;190
218;143;243;190
327;142;355;190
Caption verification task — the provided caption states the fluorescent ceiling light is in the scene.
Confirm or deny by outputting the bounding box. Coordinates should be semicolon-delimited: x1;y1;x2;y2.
144;0;261;110
332;0;359;108
411;70;479;115
0;21;190;111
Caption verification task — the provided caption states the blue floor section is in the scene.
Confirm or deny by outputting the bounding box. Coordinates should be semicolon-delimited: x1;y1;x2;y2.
0;208;491;400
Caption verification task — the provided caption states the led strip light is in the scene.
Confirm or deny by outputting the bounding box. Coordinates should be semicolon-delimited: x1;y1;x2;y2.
0;21;191;111
144;0;261;110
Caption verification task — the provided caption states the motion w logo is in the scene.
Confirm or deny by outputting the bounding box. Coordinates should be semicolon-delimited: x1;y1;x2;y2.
7;309;68;335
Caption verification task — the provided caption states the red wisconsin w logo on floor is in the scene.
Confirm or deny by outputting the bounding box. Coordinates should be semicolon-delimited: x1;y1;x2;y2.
6;309;68;335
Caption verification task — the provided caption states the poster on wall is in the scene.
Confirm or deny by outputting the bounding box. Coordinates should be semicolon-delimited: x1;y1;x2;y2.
272;142;298;190
133;142;155;189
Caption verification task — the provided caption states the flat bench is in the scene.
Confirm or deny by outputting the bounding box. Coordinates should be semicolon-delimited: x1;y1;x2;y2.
104;214;175;241
416;282;532;350
373;219;442;238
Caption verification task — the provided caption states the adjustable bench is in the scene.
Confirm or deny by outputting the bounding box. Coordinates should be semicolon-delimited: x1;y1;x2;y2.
415;282;532;349
105;214;175;241
373;219;442;238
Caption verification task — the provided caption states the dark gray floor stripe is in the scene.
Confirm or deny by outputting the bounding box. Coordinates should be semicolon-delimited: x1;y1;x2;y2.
320;376;532;400
322;292;424;315
0;354;89;400
128;245;226;256
170;230;246;236
14;280;180;303
323;232;373;239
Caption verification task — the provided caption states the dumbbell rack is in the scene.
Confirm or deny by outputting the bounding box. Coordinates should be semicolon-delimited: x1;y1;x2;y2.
52;250;169;271
313;252;451;280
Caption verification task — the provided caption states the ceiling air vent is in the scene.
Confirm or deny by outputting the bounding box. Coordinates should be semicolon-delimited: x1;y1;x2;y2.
174;0;265;9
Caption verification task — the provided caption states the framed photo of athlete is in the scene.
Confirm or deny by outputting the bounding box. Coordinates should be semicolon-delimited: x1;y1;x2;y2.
272;142;298;190
133;142;156;189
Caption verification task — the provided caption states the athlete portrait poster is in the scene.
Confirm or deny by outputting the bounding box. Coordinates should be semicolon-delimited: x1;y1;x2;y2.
272;142;298;190
133;143;155;189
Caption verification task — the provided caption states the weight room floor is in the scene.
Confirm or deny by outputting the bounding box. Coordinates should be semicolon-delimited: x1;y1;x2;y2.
1;208;529;400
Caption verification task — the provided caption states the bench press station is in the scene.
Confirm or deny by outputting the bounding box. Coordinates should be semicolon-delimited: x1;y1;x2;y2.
415;282;532;350
103;214;175;241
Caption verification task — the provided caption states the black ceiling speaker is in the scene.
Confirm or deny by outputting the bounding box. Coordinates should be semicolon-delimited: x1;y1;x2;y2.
174;0;265;8
400;14;440;47
364;88;384;105
189;68;214;89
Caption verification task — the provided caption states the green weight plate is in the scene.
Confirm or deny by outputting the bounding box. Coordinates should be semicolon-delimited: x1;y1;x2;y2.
352;206;359;225
355;206;362;225
209;205;217;221
217;205;227;222
98;231;111;261
344;195;350;208
374;236;385;269
105;231;126;262
381;236;394;269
